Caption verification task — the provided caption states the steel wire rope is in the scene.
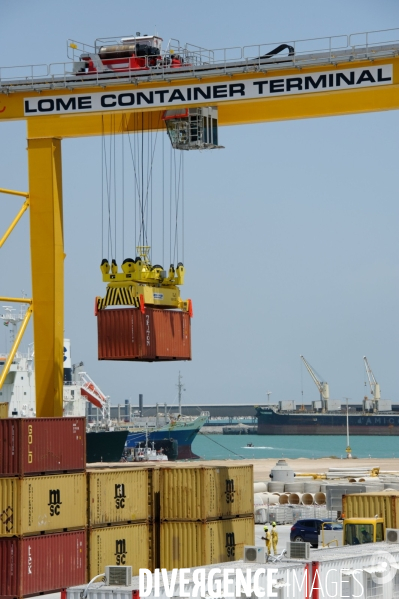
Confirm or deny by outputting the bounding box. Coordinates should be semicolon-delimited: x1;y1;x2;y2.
182;151;185;264
169;144;172;265
101;116;104;259
107;116;114;261
121;115;125;258
113;115;117;263
173;151;184;264
124;114;142;253
102;116;113;261
141;112;161;262
197;431;245;459
162;131;165;267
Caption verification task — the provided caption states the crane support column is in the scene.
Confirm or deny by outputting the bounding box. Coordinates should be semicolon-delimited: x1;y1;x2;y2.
27;137;64;417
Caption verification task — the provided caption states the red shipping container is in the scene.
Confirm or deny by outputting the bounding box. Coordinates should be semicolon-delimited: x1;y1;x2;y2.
97;307;191;361
0;418;86;476
0;530;86;598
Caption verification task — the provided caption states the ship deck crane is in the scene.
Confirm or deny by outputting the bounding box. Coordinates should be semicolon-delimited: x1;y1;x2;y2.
1;27;399;416
300;355;330;412
363;356;381;412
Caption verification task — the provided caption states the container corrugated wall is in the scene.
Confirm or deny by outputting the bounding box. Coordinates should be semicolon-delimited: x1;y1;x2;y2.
0;417;86;476
87;468;149;526
0;530;86;597
160;516;255;570
160;465;254;520
88;523;150;578
0;473;87;536
343;492;399;529
97;307;191;361
0;403;8;419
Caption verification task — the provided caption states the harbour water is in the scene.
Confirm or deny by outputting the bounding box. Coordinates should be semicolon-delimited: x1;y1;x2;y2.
192;434;399;460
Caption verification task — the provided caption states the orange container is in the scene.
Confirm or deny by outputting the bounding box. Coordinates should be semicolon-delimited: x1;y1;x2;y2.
97;307;191;361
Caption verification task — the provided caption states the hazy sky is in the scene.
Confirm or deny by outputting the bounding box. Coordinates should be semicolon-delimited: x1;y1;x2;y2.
0;1;398;410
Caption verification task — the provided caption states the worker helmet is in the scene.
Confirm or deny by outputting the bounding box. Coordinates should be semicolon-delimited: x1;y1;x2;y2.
272;522;276;527
264;526;268;531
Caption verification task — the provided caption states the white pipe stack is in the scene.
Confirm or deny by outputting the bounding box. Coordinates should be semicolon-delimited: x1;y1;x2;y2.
261;493;279;506
254;482;268;493
288;492;302;505
301;493;315;505
314;492;326;505
278;493;290;505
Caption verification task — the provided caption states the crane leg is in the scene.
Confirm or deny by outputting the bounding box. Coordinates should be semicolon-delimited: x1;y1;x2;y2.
27;137;64;417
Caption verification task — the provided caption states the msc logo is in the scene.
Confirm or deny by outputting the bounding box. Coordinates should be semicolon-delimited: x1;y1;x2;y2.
225;532;236;558
114;483;126;509
48;489;62;516
115;538;127;565
225;479;235;504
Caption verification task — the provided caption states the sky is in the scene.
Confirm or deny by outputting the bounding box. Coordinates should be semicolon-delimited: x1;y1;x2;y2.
0;0;398;411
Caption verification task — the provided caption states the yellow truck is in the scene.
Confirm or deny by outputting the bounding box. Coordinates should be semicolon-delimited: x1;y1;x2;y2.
321;517;385;547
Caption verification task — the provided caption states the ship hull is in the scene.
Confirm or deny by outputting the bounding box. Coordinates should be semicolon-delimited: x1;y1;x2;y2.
125;417;206;459
86;430;129;462
256;409;399;435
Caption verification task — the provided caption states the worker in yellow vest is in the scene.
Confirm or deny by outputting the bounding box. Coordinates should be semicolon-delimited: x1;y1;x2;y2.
261;525;272;556
271;522;278;555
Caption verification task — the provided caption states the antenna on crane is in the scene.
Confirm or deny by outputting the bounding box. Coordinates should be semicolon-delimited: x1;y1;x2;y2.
363;356;380;413
300;355;329;413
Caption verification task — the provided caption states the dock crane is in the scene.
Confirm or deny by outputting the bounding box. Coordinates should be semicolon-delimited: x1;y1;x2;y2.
300;355;330;413
363;356;381;412
1;27;399;416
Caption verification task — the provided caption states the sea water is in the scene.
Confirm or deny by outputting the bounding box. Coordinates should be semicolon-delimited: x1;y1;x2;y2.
192;434;399;460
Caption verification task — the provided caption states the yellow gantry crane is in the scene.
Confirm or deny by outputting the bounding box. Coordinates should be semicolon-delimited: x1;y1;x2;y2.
1;28;399;416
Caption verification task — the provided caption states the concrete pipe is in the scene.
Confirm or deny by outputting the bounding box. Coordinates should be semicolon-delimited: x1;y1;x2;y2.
301;493;315;505
261;493;279;506
254;482;268;493
348;478;356;483
320;483;327;493
358;478;366;482
271;492;282;496
314;492;326;506
304;482;321;493
254;493;264;507
288;492;302;505
285;482;305;493
268;481;285;493
278;493;290;505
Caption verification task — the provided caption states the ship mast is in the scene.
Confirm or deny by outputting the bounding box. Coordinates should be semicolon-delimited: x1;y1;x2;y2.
177;371;185;416
0;303;28;355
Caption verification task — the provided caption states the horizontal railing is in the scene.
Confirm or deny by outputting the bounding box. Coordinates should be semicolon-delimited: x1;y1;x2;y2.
0;28;398;92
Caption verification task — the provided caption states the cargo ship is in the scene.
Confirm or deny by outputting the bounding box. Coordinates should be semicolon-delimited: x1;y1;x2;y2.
124;374;209;459
256;404;399;435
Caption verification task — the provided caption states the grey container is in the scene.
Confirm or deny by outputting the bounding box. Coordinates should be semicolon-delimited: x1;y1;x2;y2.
268;481;285;493
284;482;305;493
364;483;385;492
304;482;321;493
384;483;399;490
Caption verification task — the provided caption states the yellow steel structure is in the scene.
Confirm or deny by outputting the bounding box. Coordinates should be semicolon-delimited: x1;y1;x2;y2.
1;41;399;416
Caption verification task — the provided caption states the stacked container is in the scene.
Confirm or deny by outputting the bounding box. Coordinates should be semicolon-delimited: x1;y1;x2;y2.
159;464;254;569
0;417;87;597
86;467;154;578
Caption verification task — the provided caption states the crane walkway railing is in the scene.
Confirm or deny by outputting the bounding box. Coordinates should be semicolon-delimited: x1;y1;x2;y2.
0;28;398;93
